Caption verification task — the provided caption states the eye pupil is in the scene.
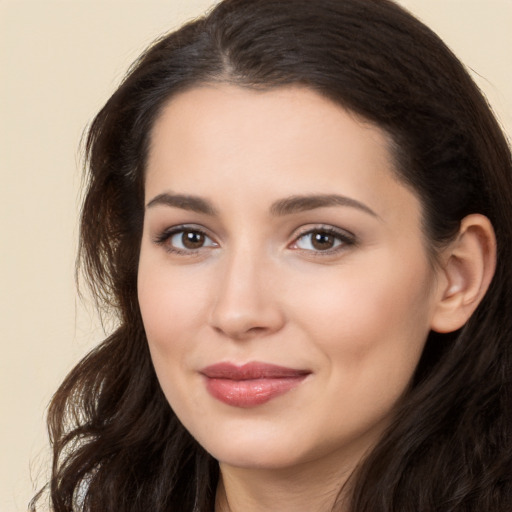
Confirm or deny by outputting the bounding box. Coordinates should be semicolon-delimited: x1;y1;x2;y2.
312;231;335;250
182;231;205;249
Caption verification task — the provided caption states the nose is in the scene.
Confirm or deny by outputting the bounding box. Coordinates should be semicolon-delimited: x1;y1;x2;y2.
208;248;286;340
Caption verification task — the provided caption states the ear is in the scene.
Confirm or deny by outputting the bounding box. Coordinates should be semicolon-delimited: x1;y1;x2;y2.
430;214;496;333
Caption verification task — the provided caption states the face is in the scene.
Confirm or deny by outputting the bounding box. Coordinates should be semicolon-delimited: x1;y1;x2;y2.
138;85;442;474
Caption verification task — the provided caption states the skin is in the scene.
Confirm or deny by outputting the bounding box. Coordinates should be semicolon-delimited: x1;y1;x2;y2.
138;84;452;511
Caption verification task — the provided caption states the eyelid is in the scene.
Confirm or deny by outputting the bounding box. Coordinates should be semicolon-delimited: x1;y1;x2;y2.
289;225;357;253
152;223;356;257
153;224;219;254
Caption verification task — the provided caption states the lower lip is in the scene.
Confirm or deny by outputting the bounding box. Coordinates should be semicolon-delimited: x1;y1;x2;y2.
204;376;307;408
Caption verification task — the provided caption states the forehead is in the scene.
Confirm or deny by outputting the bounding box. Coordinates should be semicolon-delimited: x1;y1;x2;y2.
148;85;391;166
145;84;419;224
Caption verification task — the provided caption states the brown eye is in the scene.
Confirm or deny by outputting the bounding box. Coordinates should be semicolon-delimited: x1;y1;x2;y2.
311;231;336;250
162;228;217;252
293;228;353;253
181;230;205;249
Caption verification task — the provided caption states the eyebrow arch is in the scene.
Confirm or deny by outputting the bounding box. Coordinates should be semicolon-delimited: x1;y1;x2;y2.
146;193;217;215
270;194;379;218
146;192;379;219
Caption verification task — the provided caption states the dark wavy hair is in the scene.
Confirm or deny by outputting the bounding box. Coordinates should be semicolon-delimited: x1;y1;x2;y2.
32;0;512;510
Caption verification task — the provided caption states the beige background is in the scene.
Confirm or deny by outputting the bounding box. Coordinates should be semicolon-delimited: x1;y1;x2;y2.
1;1;510;510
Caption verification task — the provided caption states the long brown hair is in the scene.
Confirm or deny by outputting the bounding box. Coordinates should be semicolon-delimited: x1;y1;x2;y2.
32;0;512;510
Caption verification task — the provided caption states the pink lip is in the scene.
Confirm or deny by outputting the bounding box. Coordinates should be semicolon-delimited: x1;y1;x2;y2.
200;362;310;408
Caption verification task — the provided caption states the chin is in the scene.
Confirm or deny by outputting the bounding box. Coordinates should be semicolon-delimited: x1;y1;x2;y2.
195;426;308;470
213;446;304;471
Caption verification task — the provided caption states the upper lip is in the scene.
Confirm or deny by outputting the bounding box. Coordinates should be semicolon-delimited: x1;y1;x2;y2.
200;362;311;380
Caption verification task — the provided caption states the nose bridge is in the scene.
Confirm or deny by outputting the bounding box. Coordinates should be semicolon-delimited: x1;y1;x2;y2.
209;239;284;339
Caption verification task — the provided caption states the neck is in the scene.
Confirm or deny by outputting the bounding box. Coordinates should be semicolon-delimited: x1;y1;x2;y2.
214;454;356;512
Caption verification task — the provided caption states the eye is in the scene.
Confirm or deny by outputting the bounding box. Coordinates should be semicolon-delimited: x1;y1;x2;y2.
292;227;355;252
171;230;215;250
154;226;218;254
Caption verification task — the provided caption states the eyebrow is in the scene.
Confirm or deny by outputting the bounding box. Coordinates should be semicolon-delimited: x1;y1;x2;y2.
269;194;379;218
146;192;378;218
146;193;218;215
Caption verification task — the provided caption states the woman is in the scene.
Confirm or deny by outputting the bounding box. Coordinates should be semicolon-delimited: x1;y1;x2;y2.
32;0;512;510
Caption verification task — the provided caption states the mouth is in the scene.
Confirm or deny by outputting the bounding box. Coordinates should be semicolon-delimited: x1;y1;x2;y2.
200;362;311;408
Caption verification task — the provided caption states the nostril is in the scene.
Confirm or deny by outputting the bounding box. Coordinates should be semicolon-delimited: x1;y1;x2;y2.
209;306;285;340
208;264;286;339
212;323;271;340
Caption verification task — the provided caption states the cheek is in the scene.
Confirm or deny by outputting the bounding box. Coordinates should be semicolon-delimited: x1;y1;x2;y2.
288;249;434;374
284;254;434;439
138;265;205;415
137;255;223;409
138;249;212;332
137;259;198;365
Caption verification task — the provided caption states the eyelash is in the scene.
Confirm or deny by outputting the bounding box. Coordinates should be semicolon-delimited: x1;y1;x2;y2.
290;226;356;255
153;225;217;256
153;225;356;256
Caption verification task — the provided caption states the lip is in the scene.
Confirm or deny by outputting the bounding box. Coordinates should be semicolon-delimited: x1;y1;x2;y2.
200;362;310;408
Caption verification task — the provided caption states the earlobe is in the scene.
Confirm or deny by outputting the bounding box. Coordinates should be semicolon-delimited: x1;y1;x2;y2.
430;214;496;334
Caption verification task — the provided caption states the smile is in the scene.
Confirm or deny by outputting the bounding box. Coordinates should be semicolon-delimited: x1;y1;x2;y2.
200;362;311;408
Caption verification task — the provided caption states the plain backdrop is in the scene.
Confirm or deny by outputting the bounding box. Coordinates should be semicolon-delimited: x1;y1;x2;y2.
1;1;510;510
